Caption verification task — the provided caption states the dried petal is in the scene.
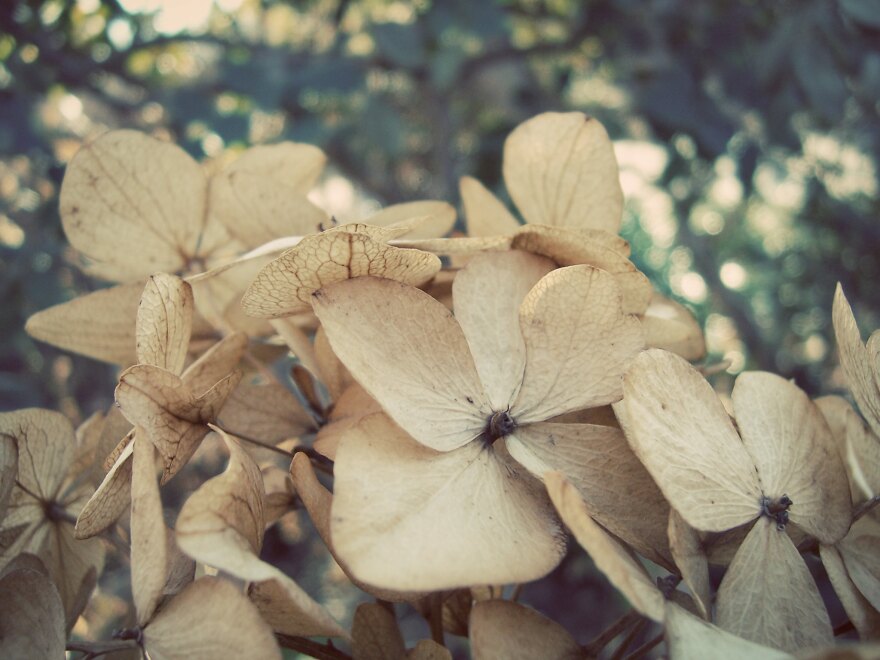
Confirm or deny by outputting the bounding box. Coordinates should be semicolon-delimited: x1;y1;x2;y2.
130;438;167;625
668;509;711;619
0;557;66;659
137;274;193;374
469;600;581;660
363;200;456;239
459;176;520;237
352;602;406;660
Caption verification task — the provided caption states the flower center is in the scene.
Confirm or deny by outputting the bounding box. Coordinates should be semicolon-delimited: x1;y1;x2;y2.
484;409;517;444
761;494;793;530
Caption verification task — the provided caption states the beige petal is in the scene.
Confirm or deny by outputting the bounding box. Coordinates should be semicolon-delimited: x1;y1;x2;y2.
642;292;706;361
839;515;880;612
0;434;16;523
331;414;565;591
469;599;581;660
75;440;133;539
732;371;851;544
503;112;623;233
313;277;490;452
544;471;666;622
180;331;248;395
60;130;207;280
511;225;649;314
248;573;348;639
313;384;383;460
289;453;419;602
209;149;329;247
144;577;281;659
716;517;832;652
130;438;167;625
176;431;266;572
507;422;673;570
72;407;131;488
391;235;512;255
352;602;406;660
243;231;442;318
314;325;353;402
844;403;880;500
820;543;880;640
116;365;241;482
459;176;521;237
0;409;74;502
452;250;554;409
219;380;316;445
408;639;452;659
136;273;193;374
363;200;456;239
668;509;711;619
26;282;142;365
513;266;644;423
0;559;66;659
614;349;763;532
834;285;880;438
270;317;321;378
665;602;792;660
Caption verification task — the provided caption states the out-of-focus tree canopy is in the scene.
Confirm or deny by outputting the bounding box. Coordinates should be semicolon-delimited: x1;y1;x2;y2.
1;0;879;416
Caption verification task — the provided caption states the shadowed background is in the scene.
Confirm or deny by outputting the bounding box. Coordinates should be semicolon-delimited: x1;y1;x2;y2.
0;0;877;652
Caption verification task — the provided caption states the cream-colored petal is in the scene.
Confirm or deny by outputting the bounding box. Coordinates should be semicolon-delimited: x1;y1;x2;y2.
26;282;142;366
351;602;406;660
408;640;452;659
243;231;442;318
331;414;565;591
391;235;512;255
314;325;353;402
459;176;521;237
544;471;666;622
313;383;383;460
74;440;133;539
363;200;456;239
614;349;763;533
136;273;193;374
503;112;623;233
513;266;644;423
60;130;207;280
313;277;490;452
224;142;326;194
839;515;880;612
452;250;554;409
248;574;348;639
668;509;711;619
0;409;74;501
844;403;880;500
270;317;321;378
130;438;167;625
143;577;282;659
642;292;706;361
820;543;880;640
0;559;66;659
290;453;421;602
732;371;852;544
716;517;832;653
834;285;880;438
0;434;15;523
508;422;673;570
665;602;792;660
219;380;316;444
511;225;649;314
180;331;248;395
469;599;581;660
72;407;130;489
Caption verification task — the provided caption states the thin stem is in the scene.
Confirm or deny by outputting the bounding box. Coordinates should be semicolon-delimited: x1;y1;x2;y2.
626;632;663;660
15;479;42;502
583;610;640;656
853;495;880;523
610;619;648;660
276;634;352;660
509;583;523;602
428;592;446;647
834;620;855;637
66;639;139;658
211;423;334;475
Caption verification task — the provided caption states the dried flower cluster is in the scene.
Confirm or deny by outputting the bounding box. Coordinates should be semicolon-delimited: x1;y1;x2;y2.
2;112;878;659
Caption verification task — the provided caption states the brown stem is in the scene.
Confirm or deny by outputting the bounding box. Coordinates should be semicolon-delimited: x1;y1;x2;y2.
626;632;664;660
834;619;855;637
276;634;352;660
66;639;139;658
212;423;334;476
610;619;648;660
583;610;640;656
428;592;446;647
853;495;880;523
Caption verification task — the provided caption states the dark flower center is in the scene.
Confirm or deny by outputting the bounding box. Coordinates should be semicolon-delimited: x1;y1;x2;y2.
761;494;793;530
484;409;517;444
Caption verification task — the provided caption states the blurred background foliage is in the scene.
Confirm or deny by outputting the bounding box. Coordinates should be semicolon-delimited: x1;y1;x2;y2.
1;0;879;649
2;0;880;416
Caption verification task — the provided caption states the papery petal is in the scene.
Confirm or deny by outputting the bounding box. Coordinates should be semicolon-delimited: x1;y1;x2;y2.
330;414;565;591
0;557;66;659
513;265;644;423
613;349;763;533
503;112;623;233
668;510;711;619
469;600;581;660
313;277;490;452
834;285;880;438
820;543;880;640
130;438;167;625
459;176;521;237
716;517;832;653
732;371;851;544
507;422;673;570
60;130;207;280
136;274;193;375
362;200;456;239
452;251;553;410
